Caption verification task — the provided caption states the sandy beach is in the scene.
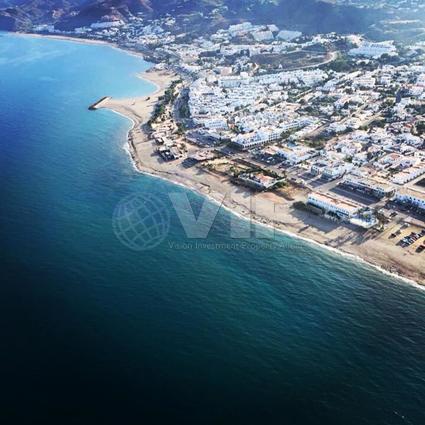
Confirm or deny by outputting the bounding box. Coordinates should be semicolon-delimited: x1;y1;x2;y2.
93;68;178;164
17;32;113;47
16;32;150;63
11;27;424;286
18;32;423;285
91;71;425;286
33;29;414;287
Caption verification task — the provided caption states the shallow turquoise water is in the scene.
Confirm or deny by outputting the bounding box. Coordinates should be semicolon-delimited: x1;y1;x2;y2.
0;33;424;425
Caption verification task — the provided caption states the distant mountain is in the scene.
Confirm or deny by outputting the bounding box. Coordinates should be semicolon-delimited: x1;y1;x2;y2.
224;0;378;34
55;0;152;31
0;0;84;30
0;0;386;35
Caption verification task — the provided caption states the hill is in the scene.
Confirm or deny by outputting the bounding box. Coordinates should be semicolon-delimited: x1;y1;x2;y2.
0;0;386;35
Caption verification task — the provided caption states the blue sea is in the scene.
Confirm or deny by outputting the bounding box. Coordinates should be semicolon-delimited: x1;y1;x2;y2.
1;32;425;425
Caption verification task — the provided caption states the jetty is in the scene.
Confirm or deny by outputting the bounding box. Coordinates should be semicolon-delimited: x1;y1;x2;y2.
88;96;111;110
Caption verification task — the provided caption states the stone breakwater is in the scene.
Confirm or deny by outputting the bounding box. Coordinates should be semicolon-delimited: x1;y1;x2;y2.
88;96;111;110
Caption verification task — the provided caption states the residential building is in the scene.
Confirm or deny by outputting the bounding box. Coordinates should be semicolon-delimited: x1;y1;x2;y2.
392;163;425;185
307;192;362;219
395;188;425;211
342;175;395;198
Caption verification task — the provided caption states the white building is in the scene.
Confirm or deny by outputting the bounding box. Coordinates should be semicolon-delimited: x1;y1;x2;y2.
219;76;247;88
91;21;124;29
399;133;423;148
353;76;376;89
233;128;281;149
34;24;55;33
229;22;254;37
277;30;302;41
196;116;228;130
322;162;353;180
395;188;425;211
310;159;328;176
349;41;397;59
277;145;318;165
342;175;395;198
252;30;274;42
307;192;362;219
352;152;369;166
267;24;280;33
392;163;425;185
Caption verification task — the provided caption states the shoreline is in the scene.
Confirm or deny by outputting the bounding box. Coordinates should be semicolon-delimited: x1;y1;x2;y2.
104;100;425;286
138;166;425;287
95;67;179;172
105;94;425;286
15;32;115;47
13;31;150;62
16;31;424;286
133;163;424;290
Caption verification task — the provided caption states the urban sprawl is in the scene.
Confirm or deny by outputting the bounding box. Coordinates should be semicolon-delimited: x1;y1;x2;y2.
35;13;425;257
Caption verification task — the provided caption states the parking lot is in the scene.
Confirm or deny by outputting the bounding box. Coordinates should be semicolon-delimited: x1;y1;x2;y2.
387;223;425;254
330;185;379;207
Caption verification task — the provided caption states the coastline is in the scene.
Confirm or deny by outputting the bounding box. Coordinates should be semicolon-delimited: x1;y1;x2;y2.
95;67;179;171
16;32;424;286
15;32;114;47
14;32;149;62
98;89;425;286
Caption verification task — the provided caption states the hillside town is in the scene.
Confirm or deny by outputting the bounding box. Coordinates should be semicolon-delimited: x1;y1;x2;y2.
35;13;425;258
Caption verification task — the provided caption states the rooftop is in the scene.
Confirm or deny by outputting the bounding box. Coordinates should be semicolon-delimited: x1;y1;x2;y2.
309;192;362;214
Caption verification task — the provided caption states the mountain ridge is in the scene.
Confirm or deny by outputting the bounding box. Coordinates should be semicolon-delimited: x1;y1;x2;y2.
0;0;384;35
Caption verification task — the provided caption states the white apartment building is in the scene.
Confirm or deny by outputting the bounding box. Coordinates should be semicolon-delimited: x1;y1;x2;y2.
343;175;395;198
91;21;124;29
307;192;362;219
349;41;397;59
277;30;302;41
310;159;328;176
399;133;423;148
233;128;281;149
352;152;369;166
392;163;425;185
252;30;274;42
353;76;376;89
322;162;353;180
196;116;228;130
277;145;318;165
377;153;418;170
219;76;249;88
395;188;425;211
229;22;254;37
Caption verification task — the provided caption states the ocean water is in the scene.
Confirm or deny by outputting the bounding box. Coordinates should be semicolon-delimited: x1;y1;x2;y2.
0;32;425;425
